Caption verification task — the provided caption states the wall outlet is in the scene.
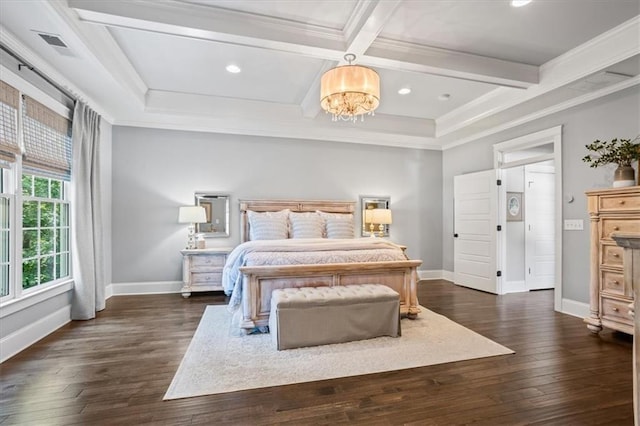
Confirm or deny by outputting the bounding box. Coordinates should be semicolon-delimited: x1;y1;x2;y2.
564;219;584;231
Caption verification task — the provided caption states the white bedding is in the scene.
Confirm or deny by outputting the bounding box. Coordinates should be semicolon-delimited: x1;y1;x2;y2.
222;238;407;311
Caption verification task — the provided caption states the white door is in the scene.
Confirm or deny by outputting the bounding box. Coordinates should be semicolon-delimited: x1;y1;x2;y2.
524;167;555;290
454;170;500;294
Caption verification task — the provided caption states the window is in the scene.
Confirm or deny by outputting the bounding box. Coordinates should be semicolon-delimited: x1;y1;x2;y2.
0;79;72;303
21;174;70;289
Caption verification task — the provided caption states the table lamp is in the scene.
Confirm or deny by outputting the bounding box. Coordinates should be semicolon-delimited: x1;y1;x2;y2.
371;208;392;237
178;206;207;249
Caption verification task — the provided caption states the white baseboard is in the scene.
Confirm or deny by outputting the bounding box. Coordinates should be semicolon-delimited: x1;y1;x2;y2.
105;282;114;300
1;305;71;363
503;280;527;294
418;270;442;280
110;281;183;296
442;270;454;282
561;298;589;319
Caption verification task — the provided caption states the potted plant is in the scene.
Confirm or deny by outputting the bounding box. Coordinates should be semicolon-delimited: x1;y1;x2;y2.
582;137;640;187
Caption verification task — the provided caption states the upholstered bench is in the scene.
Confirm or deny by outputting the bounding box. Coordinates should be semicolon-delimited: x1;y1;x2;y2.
269;284;401;350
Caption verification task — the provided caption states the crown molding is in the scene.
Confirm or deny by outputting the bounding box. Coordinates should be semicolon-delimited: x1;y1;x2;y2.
441;75;640;151
436;15;640;139
0;25;114;123
115;114;441;151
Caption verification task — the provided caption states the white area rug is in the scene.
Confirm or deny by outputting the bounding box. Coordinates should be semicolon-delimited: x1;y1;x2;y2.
164;305;514;400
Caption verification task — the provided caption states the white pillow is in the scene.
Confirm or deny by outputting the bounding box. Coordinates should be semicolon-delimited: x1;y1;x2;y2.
248;209;289;240
317;211;354;239
289;212;324;239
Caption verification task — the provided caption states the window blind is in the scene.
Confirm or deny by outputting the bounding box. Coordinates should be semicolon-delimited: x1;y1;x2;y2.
22;95;72;180
0;80;21;163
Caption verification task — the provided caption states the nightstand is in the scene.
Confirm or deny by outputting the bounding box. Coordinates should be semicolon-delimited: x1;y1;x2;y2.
180;247;232;298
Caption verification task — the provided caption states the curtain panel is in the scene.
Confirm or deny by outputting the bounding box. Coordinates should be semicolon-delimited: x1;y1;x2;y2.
70;101;105;320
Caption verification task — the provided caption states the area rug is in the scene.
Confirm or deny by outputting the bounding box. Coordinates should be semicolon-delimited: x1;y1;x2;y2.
164;305;513;400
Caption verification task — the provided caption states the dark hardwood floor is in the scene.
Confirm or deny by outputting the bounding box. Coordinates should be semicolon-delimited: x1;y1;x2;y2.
1;280;633;425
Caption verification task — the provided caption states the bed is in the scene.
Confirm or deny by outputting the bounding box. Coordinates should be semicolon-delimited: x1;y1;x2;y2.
222;199;422;331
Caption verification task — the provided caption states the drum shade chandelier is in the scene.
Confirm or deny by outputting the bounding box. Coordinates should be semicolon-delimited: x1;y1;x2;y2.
320;53;380;122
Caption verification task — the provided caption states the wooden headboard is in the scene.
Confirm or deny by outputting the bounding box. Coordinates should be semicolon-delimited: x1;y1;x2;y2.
239;199;355;243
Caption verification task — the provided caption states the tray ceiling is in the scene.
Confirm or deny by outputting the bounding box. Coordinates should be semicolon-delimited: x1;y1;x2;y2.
0;0;638;149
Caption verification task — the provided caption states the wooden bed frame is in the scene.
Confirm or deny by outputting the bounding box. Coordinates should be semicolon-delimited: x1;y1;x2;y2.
236;199;422;330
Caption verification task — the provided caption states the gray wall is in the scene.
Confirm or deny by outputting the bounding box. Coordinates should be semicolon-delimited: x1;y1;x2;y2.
443;87;640;303
111;128;443;283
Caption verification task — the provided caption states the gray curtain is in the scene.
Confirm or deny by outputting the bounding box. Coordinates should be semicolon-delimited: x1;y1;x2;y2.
70;101;105;320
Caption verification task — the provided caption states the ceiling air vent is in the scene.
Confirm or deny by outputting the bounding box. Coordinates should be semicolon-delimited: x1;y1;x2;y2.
38;33;68;48
33;31;75;57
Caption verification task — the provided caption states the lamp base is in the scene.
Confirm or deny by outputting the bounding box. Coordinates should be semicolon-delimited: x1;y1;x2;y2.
185;224;197;250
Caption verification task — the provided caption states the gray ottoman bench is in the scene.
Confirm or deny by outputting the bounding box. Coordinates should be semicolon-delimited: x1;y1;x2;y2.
269;284;401;350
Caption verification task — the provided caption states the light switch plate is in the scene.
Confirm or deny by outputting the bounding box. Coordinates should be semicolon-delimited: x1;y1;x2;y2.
564;219;584;230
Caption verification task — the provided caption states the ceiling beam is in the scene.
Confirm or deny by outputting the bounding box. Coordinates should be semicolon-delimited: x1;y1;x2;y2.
364;38;538;89
68;0;538;88
68;0;345;58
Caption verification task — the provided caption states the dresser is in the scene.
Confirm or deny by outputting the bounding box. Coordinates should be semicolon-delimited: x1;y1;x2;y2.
584;186;640;334
180;248;232;298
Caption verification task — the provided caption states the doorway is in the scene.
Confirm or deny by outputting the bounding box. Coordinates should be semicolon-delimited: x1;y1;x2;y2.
503;162;555;293
494;126;563;312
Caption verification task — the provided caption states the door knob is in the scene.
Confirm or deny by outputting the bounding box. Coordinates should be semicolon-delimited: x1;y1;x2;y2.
453;233;459;238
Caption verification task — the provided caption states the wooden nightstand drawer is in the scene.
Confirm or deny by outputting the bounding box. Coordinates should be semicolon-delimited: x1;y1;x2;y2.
601;218;640;240
600;270;626;296
191;272;223;286
601;244;624;268
599;194;640;212
601;296;633;325
192;255;226;267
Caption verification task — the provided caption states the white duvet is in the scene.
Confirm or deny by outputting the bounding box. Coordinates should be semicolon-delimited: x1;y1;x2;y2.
222;238;407;311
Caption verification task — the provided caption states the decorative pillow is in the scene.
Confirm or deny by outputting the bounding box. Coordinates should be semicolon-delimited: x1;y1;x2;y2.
248;209;289;240
317;211;354;239
289;212;324;239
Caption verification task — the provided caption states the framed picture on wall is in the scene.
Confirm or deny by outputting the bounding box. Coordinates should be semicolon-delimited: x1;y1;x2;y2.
506;192;523;222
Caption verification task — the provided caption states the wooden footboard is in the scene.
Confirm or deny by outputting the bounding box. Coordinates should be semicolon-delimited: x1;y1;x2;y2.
238;260;422;330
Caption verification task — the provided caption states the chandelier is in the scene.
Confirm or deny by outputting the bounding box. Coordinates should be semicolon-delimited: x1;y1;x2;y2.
320;53;380;122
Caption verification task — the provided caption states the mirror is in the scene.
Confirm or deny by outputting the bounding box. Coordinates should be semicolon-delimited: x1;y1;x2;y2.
194;193;230;238
360;196;390;237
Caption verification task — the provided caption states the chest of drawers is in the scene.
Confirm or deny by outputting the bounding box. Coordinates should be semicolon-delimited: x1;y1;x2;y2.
584;186;639;334
180;248;232;298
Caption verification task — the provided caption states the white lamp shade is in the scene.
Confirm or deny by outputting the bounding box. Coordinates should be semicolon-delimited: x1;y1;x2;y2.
178;206;207;223
371;208;392;225
364;209;374;223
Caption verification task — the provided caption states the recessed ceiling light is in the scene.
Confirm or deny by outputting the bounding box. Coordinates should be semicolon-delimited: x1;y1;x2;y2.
511;0;532;7
398;87;411;95
225;64;241;74
438;93;451;101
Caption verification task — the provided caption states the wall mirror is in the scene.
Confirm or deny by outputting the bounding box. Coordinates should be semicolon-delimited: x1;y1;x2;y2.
195;193;230;238
360;196;391;237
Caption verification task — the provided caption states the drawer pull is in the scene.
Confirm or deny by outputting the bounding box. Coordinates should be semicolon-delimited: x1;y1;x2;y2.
613;226;619;231
612;307;619;312
612;280;619;285
611;253;619;257
618;200;625;205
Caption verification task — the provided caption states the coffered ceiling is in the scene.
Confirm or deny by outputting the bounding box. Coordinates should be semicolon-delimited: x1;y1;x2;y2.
1;0;638;149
